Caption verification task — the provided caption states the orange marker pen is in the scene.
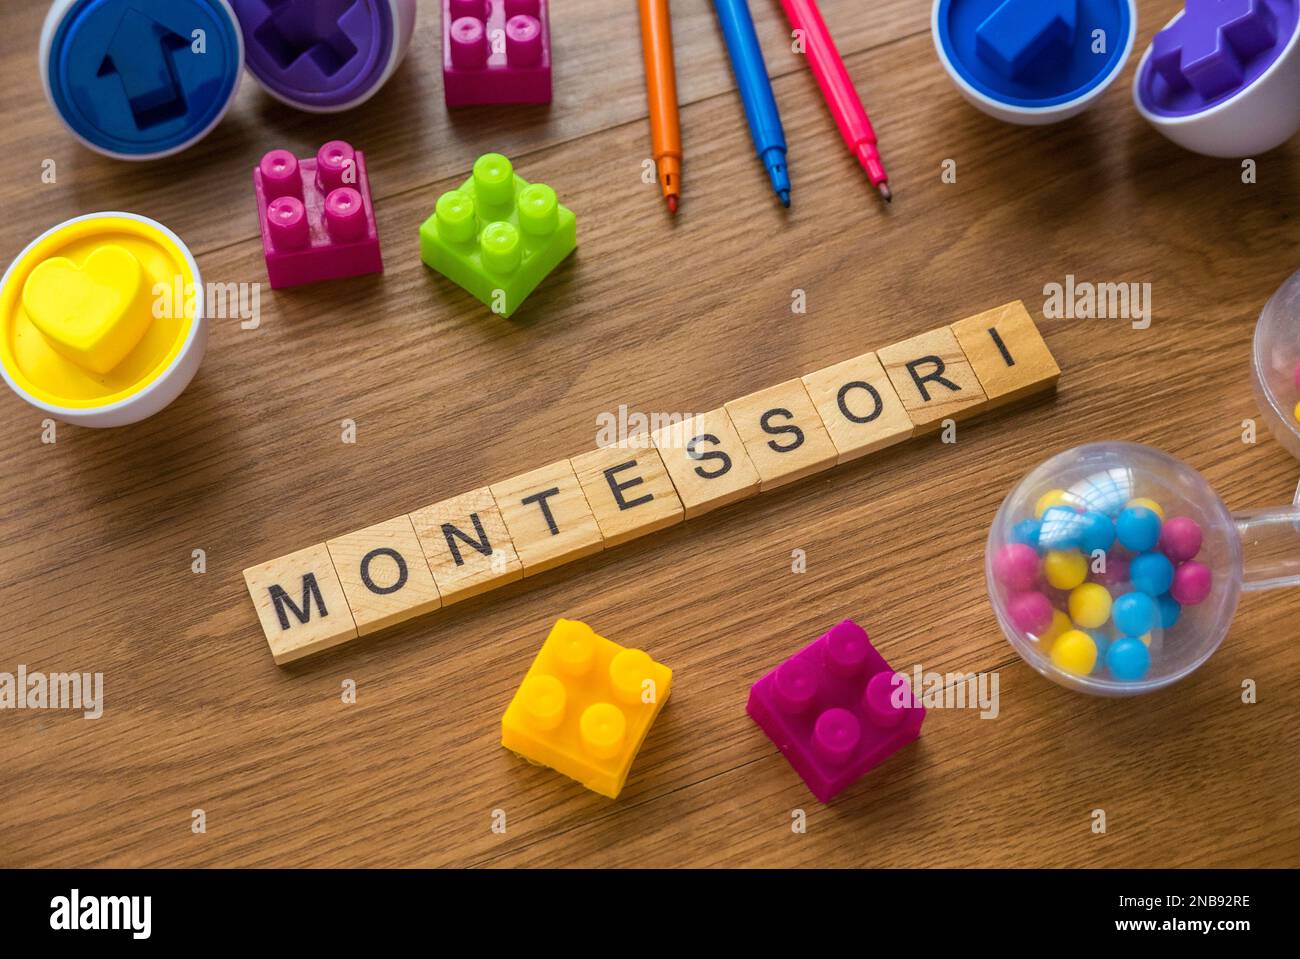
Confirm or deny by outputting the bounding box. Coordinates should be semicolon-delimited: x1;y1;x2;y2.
638;0;683;213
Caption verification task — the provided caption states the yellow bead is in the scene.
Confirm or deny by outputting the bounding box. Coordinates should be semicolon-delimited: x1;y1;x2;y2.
1069;583;1112;629
1043;550;1087;590
1039;609;1072;648
1138;633;1151;647
1051;630;1098;676
1126;497;1165;521
1294;401;1300;424
1035;489;1072;518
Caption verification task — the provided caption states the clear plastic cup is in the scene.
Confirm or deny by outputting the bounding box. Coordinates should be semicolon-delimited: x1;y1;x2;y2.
986;442;1300;695
1252;268;1300;460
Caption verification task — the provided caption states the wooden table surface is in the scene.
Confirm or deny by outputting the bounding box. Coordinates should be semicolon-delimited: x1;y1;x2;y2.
2;0;1298;869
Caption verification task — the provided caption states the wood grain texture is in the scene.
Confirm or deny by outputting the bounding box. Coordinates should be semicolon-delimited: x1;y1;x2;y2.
1;0;1299;868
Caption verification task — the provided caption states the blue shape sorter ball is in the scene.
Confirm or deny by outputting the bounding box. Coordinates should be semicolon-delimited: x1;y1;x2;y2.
41;0;244;158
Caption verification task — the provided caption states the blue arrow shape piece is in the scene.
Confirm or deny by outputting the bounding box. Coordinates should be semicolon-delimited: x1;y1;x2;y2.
96;7;189;129
976;0;1079;80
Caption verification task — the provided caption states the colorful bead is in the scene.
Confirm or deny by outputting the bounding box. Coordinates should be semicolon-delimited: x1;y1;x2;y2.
1008;591;1054;634
1041;609;1072;646
1158;516;1202;563
1038;506;1083;549
993;543;1040;591
1034;488;1072;518
1170;560;1213;605
1106;637;1151;681
1010;518;1043;551
1068;582;1112;629
1086;629;1111;672
1116;506;1162;552
1125;497;1165;521
1129;551;1175;596
1043;550;1087;590
1050;629;1098;676
1156;593;1181;629
1075;510;1116;553
1113;591;1157;637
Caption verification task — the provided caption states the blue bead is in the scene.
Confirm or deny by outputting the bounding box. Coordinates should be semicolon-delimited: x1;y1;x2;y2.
1130;552;1175;596
1086;629;1110;673
1076;511;1116;554
1106;638;1151;682
1156;593;1182;630
1038;506;1083;549
1112;592;1156;637
1011;518;1042;551
1116;506;1161;552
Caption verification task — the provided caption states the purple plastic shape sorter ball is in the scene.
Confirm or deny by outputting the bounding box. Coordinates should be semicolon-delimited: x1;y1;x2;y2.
253;140;383;289
443;0;552;107
746;619;925;803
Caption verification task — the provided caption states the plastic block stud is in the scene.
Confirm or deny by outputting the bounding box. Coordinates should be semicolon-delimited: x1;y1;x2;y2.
747;619;924;803
443;0;552;106
253;140;383;289
501;619;672;799
419;153;576;317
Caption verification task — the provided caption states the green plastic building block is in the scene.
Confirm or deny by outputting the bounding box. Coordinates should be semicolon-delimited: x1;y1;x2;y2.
419;153;576;317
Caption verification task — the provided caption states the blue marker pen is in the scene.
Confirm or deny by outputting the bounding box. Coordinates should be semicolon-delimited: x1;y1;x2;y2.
713;0;791;207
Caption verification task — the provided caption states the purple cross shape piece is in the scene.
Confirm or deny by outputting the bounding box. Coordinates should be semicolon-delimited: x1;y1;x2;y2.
1151;0;1279;99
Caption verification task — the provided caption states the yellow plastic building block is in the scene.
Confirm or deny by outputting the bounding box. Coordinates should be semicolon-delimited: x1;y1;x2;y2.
501;619;672;798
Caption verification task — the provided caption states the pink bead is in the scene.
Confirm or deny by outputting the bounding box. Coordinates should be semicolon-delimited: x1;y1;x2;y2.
1159;516;1203;563
1170;560;1213;605
1008;591;1053;634
1094;551;1129;586
994;543;1040;591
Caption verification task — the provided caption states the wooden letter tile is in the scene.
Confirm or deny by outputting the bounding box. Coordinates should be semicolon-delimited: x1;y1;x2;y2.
877;327;988;432
326;516;442;637
570;441;684;547
409;487;522;605
244;543;358;665
802;352;914;463
724;379;838;490
490;459;604;575
950;300;1060;408
651;408;761;519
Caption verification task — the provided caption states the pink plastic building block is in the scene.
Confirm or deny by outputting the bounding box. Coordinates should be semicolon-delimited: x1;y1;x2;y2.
253;141;383;289
747;619;924;802
443;0;552;107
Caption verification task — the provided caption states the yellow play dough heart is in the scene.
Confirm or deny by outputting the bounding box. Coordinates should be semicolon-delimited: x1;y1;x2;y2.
21;244;151;375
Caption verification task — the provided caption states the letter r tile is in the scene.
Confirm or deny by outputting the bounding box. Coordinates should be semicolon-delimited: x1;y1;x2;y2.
877;327;987;433
244;543;357;665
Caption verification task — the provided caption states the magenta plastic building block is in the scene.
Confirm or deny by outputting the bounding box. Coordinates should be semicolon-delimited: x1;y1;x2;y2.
443;0;552;107
747;620;925;803
253;141;383;289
